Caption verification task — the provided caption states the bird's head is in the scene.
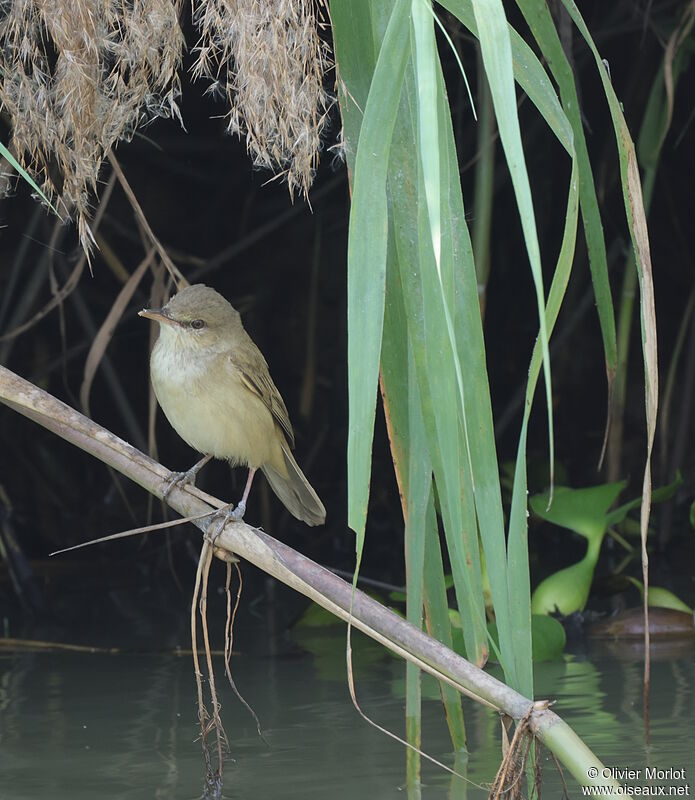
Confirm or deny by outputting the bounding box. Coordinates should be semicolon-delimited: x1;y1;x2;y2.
139;284;242;353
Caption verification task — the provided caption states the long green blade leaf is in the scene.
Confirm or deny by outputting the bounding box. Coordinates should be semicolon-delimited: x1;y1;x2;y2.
471;0;554;491
342;0;411;545
516;0;617;443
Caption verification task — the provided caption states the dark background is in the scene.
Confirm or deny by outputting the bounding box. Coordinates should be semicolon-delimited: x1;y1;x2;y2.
1;0;693;638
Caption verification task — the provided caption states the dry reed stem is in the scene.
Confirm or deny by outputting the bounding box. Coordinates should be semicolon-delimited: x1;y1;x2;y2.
79;247;156;416
106;152;188;288
0;366;618;796
0;171;116;343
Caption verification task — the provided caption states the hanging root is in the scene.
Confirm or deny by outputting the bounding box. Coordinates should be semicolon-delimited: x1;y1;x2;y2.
189;518;266;797
223;560;265;742
191;535;228;796
191;541;213;773
489;707;538;800
199;539;229;778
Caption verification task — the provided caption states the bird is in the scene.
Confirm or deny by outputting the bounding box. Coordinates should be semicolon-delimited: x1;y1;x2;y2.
139;284;325;526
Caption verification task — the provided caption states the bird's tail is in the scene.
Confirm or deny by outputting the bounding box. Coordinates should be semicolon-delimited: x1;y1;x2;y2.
261;442;325;526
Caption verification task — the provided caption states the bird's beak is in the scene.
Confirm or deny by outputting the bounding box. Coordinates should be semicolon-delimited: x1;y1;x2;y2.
138;307;180;327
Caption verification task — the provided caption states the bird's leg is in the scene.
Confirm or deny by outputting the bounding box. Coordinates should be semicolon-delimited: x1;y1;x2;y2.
207;467;258;547
163;454;213;499
230;467;257;521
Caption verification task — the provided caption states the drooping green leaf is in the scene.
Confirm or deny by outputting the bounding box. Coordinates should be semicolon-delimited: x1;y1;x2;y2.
444;0;582;697
390;62;488;667
471;0;554;491
329;1;379;158
560;0;658;631
515;0;617;394
505;156;579;689
339;0;411;546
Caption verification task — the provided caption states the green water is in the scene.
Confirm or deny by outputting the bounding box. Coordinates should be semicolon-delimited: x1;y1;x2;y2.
1;582;693;799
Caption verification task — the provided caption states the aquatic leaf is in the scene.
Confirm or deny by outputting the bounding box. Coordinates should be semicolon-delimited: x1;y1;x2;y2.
531;536;602;616
626;578;693;615
530;483;627;541
487;615;566;662
606;471;683;528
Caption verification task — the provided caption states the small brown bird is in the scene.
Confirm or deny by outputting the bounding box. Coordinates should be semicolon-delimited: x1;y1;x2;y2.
139;284;325;526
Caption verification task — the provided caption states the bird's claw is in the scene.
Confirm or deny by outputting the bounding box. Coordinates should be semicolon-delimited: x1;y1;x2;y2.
207;501;246;545
162;456;212;501
162;467;198;500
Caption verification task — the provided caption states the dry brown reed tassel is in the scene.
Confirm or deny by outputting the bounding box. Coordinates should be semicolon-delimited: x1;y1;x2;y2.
0;0;185;253
191;0;332;199
0;0;331;254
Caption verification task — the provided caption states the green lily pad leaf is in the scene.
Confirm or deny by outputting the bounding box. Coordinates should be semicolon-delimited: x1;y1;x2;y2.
530;481;627;541
487;615;565;662
530;614;566;660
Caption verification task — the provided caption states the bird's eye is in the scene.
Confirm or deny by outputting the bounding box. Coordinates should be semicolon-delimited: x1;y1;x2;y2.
190;319;206;330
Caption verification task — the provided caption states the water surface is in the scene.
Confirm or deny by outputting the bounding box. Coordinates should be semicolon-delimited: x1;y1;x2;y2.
1;578;693;798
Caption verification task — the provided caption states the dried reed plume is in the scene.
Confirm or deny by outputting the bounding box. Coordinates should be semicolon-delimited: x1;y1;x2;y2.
0;0;331;253
0;0;184;252
191;0;332;199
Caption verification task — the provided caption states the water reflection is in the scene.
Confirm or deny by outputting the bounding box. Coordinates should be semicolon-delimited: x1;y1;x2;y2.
1;612;693;798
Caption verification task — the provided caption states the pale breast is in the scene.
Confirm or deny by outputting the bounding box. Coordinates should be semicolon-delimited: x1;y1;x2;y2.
150;337;280;469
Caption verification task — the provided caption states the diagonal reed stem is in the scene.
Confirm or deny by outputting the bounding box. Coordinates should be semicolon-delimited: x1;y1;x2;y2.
0;363;624;795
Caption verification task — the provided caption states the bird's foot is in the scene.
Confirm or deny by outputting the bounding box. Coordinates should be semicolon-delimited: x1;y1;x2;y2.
230;500;246;522
207;501;246;545
203;504;242;564
162;468;195;500
162;455;212;500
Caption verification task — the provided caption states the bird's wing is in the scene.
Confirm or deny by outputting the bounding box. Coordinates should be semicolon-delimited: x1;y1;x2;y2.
228;347;295;448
